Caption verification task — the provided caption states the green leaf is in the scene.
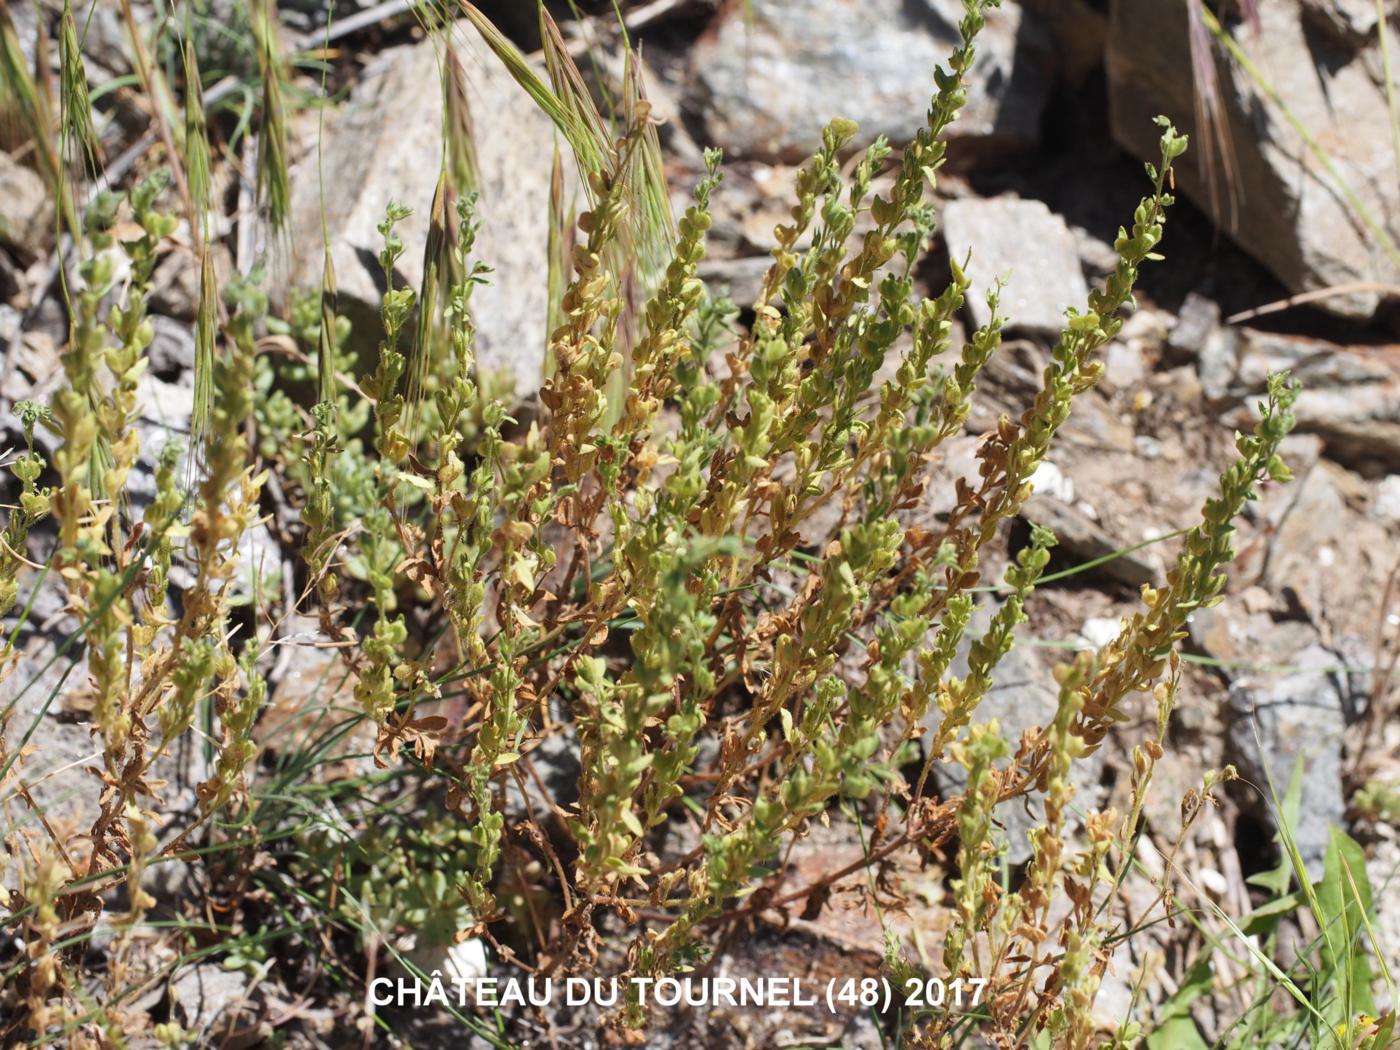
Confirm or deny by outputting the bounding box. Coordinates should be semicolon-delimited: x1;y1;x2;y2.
1315;826;1376;1026
1146;954;1213;1050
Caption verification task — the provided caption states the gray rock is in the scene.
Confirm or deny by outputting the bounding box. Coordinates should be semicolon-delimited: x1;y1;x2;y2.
287;26;560;398
1070;223;1121;277
1107;0;1400;319
922;608;1104;864
941;197;1089;337
1302;0;1381;40
697;255;772;309
1225;643;1359;877
1024;495;1161;588
1167;291;1221;363
0;631;100;842
150;242;234;324
169;961;264;1048
504;716;581;826
1017;0;1107;85
232;521;283;604
257;617;370;766
127;373;194;507
1251;459;1392;638
687;0;1052;164
1214;329;1400;470
0;152;53;262
0;572;213;849
1367;838;1400;984
1374;475;1400;523
146;314;196;378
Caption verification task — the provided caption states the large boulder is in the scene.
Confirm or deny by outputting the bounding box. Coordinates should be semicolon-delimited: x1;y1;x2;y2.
686;0;1053;164
287;27;559;397
1107;0;1400;319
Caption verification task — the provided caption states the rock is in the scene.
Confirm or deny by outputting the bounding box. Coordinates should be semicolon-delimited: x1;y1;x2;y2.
276;0;375;34
0;567;214;846
287;27;560;398
1366;837;1400;983
1188;606;1319;672
1078;616;1121;650
126;373;194;507
257;617;371;769
1023;496;1161;588
1194;325;1400;470
1028;460;1075;504
1017;0;1107;85
923;611;1105;864
1302;0;1381;40
697;256;771;309
687;0;1052;164
504;717;582;826
1225;643;1358;877
150;242;234;324
1242;459;1392;637
0;153;53;263
233;522;282;604
941;197;1089;336
0;627;102;841
169;962;264;1049
146;315;196;379
0;328;61;406
1374;475;1400;524
1168;291;1222;363
1196;328;1239;404
75;2;130;78
1070;223;1121;277
1103;341;1147;391
1107;0;1400;319
402;937;488;986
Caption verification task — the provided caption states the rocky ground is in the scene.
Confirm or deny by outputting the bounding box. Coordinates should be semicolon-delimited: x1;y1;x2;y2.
2;0;1399;1046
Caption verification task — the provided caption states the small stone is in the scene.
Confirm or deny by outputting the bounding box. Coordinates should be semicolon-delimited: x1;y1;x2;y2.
150;242;234;323
1168;291;1222;361
941;197;1089;337
1197;867;1229;897
146;315;196;378
233;522;282;603
1028;460;1075;503
1302;0;1380;40
1079;616;1121;650
1134;434;1163;460
697;256;772;309
258;617;371;767
403;937;489;986
1209;329;1400;470
1071;223;1121;276
1104;341;1147;391
1374;475;1400;523
1024;496;1161;587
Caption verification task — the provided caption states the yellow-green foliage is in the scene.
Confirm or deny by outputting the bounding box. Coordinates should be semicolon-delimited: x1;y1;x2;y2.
0;2;1336;1047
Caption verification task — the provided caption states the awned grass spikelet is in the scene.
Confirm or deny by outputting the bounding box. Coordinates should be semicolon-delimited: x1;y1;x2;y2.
251;0;290;243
